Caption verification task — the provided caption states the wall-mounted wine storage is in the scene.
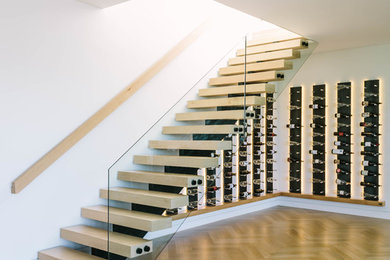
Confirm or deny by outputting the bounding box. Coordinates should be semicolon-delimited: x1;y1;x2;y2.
310;84;326;195
253;101;265;197
265;93;276;194
288;86;302;193
334;82;352;198
361;79;381;201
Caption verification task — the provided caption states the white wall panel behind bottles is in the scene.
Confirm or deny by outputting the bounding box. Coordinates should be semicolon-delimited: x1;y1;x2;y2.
275;43;390;218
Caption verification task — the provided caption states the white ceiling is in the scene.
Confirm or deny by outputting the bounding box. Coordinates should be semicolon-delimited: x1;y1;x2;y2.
215;0;390;52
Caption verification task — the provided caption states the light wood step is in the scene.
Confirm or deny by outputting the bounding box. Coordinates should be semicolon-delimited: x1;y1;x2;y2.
100;187;188;209
149;140;231;150
133;155;218;168
248;36;304;47
237;38;308;56
38;246;101;260
175;110;255;121
219;60;291;76
209;71;284;86
199;84;275;97
163;125;243;134
81;205;171;232
118;170;203;187
60;225;152;258
188;96;265;108
228;49;300;66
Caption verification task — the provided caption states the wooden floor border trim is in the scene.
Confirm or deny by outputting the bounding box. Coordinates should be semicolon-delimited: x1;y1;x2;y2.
173;193;385;220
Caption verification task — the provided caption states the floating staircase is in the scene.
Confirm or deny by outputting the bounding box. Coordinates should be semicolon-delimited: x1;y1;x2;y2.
39;35;309;259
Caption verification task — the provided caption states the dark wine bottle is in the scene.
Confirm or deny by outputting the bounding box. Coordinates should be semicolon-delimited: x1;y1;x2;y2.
309;104;325;109
336;168;350;175
360;181;379;188
334;159;351;165
310;123;325;128
207;186;220;192
335;113;351;118
362;161;381;167
361;112;379;118
286;124;302;129
362;101;381;106
360;151;381;156
334;140;350;147
361;170;380;176
332;149;353;155
361;132;381;137
360;122;381;127
334;131;352;137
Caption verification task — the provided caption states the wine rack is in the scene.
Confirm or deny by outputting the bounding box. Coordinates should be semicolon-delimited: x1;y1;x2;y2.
310;84;326;195
288;86;302;193
335;82;352;198
265;93;276;194
253;102;265;197
361;79;381;201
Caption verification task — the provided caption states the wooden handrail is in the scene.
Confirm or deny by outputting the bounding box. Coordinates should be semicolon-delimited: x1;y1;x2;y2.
11;19;212;194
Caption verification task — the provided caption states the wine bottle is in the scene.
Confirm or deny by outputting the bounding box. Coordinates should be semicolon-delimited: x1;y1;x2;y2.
290;141;300;146
335;113;352;118
338;102;351;107
239;181;248;187
224;194;233;200
313;96;325;101
364;193;378;199
313;141;325;146
362;160;381;167
286;124;302;129
253;179;262;185
334;131;352;137
361;132;381;137
313;178;324;184
239;151;248;157
253;160;262;165
309;149;325;155
266;115;276;120
206;175;216;181
338;123;350;128
313;115;325;119
267;124;277;129
207;186;220;192
361;112;379;118
332;149;353;155
364;92;378;97
309;104;325;109
187;189;198;195
290;176;300;182
290;105;301;110
362;101;381;106
266;158;276;164
361;170;380;176
240;191;251;197
338;84;350;90
255;188;264;193
165;208;178;215
267;150;277;155
360;151;381;156
360;181;379;188
239;161;249;167
310;123;325;128
334;140;350;147
336;168;350;175
338;190;350;197
225;183;236;190
313;132;325;137
313;159;325;164
313;168;325;174
267;97;276;102
287;157;302;163
360;122;381;127
267;177;276;182
254;123;262;128
224;172;234;176
267;132;277;137
266;141;275;146
334;159;351;165
336;179;350;185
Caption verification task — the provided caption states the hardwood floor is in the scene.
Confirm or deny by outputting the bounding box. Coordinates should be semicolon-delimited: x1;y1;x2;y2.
155;206;390;260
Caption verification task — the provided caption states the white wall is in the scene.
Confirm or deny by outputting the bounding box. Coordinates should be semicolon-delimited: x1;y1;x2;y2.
0;0;275;259
275;43;390;218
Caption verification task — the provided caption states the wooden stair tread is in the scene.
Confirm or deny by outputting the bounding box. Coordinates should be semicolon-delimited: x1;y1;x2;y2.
219;59;291;76
248;36;305;47
237;38;308;56
162;125;243;134
199;84;275;97
175;110;254;121
209;71;284;86
187;96;265;108
149;140;232;150
228;49;300;66
60;225;152;258
100;187;188;209
133;155;218;168
118;170;203;187
38;246;101;260
81;205;171;232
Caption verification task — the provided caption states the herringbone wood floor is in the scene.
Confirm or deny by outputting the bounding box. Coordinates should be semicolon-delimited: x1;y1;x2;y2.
156;206;390;260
